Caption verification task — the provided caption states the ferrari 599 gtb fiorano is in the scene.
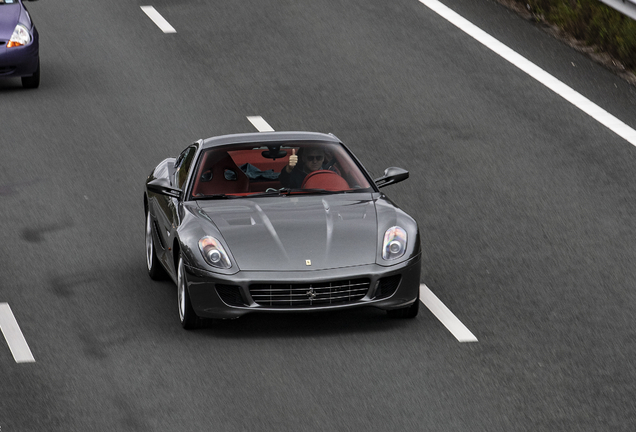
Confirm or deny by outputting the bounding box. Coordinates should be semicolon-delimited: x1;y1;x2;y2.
144;132;421;329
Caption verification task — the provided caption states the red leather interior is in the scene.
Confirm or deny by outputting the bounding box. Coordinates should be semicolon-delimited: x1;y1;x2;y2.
300;170;350;191
192;152;249;196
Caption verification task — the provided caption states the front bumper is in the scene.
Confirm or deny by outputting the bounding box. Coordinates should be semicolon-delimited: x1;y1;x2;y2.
185;255;422;319
0;36;39;77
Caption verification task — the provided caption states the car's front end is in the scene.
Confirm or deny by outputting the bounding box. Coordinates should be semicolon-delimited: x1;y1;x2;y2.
0;0;39;80
176;193;421;319
183;257;421;319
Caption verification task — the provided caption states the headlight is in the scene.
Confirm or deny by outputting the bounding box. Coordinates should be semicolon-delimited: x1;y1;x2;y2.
382;226;407;260
7;25;31;48
198;236;232;269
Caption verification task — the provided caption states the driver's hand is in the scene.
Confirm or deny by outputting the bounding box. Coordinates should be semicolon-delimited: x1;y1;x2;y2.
286;149;297;173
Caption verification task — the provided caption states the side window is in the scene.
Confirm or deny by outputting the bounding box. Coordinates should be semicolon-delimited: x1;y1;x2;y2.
174;145;197;189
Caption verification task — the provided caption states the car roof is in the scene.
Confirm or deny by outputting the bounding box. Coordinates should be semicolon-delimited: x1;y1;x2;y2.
200;131;342;149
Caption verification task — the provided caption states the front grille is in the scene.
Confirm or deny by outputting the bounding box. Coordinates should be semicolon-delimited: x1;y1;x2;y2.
216;284;245;306
250;279;370;307
374;275;401;299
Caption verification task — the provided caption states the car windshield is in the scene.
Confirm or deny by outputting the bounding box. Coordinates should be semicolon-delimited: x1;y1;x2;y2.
189;141;374;199
0;0;17;4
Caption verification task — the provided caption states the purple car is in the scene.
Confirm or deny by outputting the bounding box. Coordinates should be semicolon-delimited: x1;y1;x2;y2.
0;0;39;88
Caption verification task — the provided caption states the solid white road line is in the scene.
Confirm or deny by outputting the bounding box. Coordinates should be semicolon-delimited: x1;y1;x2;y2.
141;6;177;34
420;284;478;342
247;116;275;132
419;0;636;147
0;303;35;363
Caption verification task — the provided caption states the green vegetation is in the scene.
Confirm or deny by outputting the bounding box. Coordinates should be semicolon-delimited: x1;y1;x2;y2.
518;0;636;70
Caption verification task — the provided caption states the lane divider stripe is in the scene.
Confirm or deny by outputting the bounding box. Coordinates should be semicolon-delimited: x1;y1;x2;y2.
419;0;636;147
247;116;275;132
420;284;478;342
141;6;177;34
0;303;35;363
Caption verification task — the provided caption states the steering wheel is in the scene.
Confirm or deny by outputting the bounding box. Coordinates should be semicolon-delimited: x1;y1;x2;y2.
301;170;349;190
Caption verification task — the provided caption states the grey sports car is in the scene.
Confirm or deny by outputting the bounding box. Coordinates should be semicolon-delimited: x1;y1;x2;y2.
144;132;421;329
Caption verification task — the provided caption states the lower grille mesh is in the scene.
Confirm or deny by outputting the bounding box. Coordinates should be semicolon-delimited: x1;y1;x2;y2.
375;275;401;299
216;284;245;306
250;279;370;307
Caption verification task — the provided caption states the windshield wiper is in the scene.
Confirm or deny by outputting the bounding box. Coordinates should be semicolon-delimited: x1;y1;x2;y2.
195;188;354;199
245;188;293;198
293;188;350;195
250;188;354;197
193;194;240;200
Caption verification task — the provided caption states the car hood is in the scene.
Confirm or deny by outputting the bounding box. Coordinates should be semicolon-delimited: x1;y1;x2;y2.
197;194;378;271
0;4;21;40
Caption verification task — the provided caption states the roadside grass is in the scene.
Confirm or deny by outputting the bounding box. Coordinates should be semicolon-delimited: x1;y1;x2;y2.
514;0;636;72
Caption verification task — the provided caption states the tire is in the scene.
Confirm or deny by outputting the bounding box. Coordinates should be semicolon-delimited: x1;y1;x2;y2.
387;293;420;319
145;211;167;280
177;255;203;329
21;59;40;89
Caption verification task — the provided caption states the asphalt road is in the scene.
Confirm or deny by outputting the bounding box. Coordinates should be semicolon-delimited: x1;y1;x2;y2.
2;0;636;430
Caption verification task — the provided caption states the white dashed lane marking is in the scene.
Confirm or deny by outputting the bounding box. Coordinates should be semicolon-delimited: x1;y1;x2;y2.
247;116;275;132
0;303;35;363
141;6;176;34
420;284;478;342
419;0;636;147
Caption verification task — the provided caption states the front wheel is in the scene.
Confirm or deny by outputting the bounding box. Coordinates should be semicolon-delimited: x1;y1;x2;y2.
177;255;203;329
21;59;40;89
146;211;167;280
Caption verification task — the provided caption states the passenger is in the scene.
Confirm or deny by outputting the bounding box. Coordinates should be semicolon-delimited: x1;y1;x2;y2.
279;147;326;189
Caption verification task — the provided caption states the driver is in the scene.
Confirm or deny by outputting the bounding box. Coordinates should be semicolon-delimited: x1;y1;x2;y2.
279;146;326;189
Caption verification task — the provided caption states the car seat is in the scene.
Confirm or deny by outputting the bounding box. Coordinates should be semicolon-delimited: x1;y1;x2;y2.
192;152;249;196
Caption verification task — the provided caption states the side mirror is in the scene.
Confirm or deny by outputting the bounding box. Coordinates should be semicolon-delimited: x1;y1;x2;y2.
147;178;182;199
374;167;409;188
